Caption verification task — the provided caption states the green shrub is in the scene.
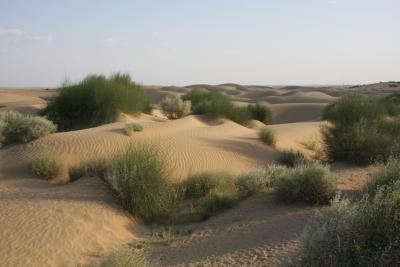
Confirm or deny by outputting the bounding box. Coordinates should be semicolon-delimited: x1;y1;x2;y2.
181;89;252;125
0;120;5;147
160;95;191;119
279;149;309;167
364;158;400;197
1;110;56;145
124;122;143;136
184;171;240;219
42;73;150;130
258;127;276;146
98;248;148;267
236;166;285;196
322;92;400;164
275;163;337;205
247;103;273;124
69;158;110;182
31;156;65;180
290;182;400;266
106;143;174;221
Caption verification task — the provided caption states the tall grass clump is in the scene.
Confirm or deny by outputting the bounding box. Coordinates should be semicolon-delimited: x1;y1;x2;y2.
289;181;400;267
42;73;150;130
247;103;273;124
0;110;56;145
31;156;65;180
275;163;337;205
363;158;400;197
279;149;309;167
258;127;276;146
322;92;400;164
98;248;149;267
124;122;143;136
160;95;191;119
181;89;252;125
185;171;240;219
106;143;174;221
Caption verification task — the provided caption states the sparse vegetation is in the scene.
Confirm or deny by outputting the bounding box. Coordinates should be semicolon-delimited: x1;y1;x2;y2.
275;163;337;205
278;149;309;167
42;73;150;130
247;103;273;124
0;110;56;145
124;122;143;136
322;92;400;164
181;89;252;125
98;248;148;267
258;127;276;146
160;95;191;119
31;156;65;180
290;181;400;267
236;166;283;196
363;158;400;197
106;143;174;221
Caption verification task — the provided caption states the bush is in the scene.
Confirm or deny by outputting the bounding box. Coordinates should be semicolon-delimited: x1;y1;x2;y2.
0;120;5;147
31;156;65;180
275;163;337;205
106;143;174;221
364;158;400;197
42;73;150;130
236;166;285;196
247;103;273;124
182;89;252;125
258;127;276;146
160;95;191;119
279;149;309;167
0;110;56;145
290;182;400;266
124;122;143;136
184;171;240;219
322;92;400;164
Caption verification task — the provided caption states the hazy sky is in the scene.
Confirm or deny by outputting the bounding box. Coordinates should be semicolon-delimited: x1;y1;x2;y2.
0;0;399;87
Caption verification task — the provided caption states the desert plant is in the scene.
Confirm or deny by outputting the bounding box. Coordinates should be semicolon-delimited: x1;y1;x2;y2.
289;182;400;267
160;95;191;119
0;120;5;147
124;122;143;136
258;127;276;146
322;92;400;164
0;110;56;145
275;163;337;205
247;103;273;124
31;156;65;180
363;158;400;197
42;73;150;130
279;149;309;167
106;143;174;221
182;89;252;125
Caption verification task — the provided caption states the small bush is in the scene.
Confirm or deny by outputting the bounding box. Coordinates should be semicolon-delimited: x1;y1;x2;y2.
247;103;273;124
69;158;110;182
124;122;143;136
160;95;191;119
98;248;148;267
290;182;400;266
0;110;56;145
364;158;400;197
236;166;285;196
31;156;65;180
42;73;150;130
182;89;252;125
106;143;174;221
258;127;276;146
279;149;309;167
322;92;400;164
275;163;337;205
0;120;5;147
184;171;240;219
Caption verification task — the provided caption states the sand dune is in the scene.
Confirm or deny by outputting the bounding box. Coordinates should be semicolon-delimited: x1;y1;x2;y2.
270;103;327;124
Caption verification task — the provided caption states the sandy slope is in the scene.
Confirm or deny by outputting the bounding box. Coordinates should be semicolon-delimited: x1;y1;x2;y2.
0;84;385;266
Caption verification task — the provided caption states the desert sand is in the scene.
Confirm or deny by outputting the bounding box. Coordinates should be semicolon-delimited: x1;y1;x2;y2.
0;82;394;266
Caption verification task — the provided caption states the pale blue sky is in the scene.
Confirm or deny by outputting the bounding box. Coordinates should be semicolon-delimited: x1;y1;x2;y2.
0;0;399;87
